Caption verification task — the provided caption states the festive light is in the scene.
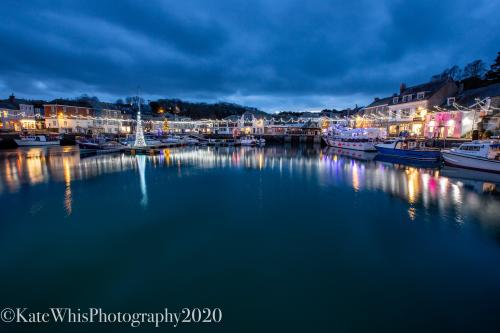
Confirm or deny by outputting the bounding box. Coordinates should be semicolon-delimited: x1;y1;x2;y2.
134;97;147;147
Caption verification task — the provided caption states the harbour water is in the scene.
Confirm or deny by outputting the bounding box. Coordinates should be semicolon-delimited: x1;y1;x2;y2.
1;145;500;331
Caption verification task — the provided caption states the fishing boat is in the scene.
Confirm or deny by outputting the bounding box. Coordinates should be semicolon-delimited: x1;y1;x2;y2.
14;135;60;147
240;136;265;146
324;128;384;152
375;139;441;161
441;141;500;173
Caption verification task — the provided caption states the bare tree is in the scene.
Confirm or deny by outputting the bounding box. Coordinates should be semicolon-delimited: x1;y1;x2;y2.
431;65;462;81
463;60;487;79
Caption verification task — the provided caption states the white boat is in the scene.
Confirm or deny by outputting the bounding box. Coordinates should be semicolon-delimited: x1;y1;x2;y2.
163;135;199;145
441;141;500;173
324;147;377;161
15;135;60;147
324;128;384;152
180;136;199;145
240;136;265;146
162;136;181;144
324;137;377;151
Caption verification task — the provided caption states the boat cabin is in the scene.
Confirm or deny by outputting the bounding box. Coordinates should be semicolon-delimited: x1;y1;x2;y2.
455;141;500;160
379;139;428;150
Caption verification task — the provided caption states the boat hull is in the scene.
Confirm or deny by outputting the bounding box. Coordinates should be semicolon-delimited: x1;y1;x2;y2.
375;146;441;161
78;142;100;149
442;151;500;173
15;140;60;147
325;147;377;161
325;139;376;152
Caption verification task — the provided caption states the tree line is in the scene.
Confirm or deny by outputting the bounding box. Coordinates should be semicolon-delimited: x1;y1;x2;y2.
431;51;500;89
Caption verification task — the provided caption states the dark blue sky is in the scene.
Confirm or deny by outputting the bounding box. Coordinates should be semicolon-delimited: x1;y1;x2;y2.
1;0;499;112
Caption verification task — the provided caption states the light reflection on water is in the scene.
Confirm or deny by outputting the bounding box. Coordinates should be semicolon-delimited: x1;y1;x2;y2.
0;146;499;226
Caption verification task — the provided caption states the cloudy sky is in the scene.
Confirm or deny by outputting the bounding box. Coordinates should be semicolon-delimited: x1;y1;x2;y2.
1;0;499;112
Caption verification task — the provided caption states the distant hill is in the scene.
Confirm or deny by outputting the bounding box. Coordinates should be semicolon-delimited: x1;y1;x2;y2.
150;99;267;119
2;94;357;119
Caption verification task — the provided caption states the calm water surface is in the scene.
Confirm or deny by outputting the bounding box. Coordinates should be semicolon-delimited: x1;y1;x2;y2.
1;145;500;332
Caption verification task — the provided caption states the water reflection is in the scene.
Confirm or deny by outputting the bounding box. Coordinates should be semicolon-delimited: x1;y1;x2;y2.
0;146;499;226
136;155;148;207
64;157;72;216
0;147;137;192
320;148;499;224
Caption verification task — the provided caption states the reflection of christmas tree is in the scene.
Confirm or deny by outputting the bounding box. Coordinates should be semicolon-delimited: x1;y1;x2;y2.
134;97;147;147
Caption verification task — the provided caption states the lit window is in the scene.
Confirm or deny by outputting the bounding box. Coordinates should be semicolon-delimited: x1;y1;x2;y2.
447;97;455;106
393;97;399;104
417;92;425;99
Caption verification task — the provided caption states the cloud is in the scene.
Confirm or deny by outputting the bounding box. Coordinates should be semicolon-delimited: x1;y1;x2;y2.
0;0;499;112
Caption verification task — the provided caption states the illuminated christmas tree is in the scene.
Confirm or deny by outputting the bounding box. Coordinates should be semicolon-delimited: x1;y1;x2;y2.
134;97;147;147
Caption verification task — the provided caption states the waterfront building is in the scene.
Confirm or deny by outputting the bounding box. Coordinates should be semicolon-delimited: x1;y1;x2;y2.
356;97;392;129
140;114;166;135
44;104;96;134
423;109;470;138
167;117;200;134
44;104;132;135
213;117;238;135
430;82;500;138
386;79;457;136
459;83;500;137
0;104;22;131
0;95;43;131
93;109;132;135
356;78;457;137
236;112;265;135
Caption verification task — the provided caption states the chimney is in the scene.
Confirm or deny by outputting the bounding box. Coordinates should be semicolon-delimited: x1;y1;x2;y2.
399;83;406;94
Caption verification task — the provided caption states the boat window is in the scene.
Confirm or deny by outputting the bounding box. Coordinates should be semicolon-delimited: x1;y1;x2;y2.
462;145;481;151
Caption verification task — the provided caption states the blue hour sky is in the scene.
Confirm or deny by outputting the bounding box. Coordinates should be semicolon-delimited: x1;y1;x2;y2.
1;0;499;112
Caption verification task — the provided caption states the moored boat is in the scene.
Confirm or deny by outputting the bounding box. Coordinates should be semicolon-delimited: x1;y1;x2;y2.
324;147;378;161
240;136;265;146
180;136;199;145
324;128;385;152
14;135;60;147
162;135;181;144
375;139;441;161
441;141;500;173
324;137;377;151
